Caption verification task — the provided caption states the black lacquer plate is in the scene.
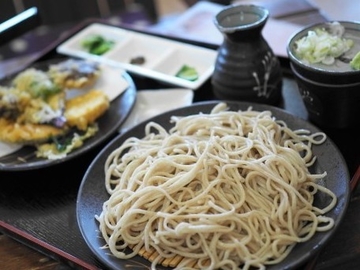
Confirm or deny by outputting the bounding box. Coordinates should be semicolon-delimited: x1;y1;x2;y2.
0;58;137;171
77;100;350;270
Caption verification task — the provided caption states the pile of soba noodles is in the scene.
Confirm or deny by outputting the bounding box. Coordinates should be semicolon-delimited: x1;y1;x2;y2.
96;102;336;270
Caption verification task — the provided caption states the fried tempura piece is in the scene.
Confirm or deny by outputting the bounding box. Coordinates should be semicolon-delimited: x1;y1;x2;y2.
0;62;109;155
49;59;101;89
0;118;66;144
64;89;109;130
0;86;32;121
0;90;108;144
16;91;66;126
12;68;61;96
8;68;66;127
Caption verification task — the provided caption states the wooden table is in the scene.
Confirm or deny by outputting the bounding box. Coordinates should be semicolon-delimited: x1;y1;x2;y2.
0;234;67;269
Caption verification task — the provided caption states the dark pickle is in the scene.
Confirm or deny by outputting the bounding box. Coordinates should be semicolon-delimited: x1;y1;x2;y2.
130;56;146;65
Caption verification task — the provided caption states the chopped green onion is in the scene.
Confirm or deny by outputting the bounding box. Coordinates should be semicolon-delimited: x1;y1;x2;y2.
294;22;354;65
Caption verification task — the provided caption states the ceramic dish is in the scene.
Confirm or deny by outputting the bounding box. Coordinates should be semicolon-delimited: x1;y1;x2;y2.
287;21;360;129
77;100;350;270
56;23;217;90
0;59;136;171
287;21;360;76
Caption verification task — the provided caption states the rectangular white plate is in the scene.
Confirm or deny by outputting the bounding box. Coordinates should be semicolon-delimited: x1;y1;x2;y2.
56;23;217;90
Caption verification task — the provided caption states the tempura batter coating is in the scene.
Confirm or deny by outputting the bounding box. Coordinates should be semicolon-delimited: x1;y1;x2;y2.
49;59;101;89
0;118;66;144
64;89;109;131
0;90;109;144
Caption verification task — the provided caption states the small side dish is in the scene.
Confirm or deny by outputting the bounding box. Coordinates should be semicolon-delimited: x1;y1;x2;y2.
56;23;216;89
0;59;110;160
287;21;360;128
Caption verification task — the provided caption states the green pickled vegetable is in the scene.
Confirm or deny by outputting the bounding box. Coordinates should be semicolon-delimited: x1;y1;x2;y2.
350;51;360;70
81;35;114;55
175;65;199;81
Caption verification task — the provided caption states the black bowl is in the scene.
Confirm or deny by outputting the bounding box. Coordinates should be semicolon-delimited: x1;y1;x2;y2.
291;64;360;128
287;21;360;128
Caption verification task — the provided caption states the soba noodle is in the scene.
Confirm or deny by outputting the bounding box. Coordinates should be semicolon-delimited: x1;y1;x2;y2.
96;102;337;270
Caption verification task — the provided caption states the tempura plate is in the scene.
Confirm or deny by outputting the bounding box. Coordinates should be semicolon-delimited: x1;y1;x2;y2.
0;58;136;171
77;100;350;270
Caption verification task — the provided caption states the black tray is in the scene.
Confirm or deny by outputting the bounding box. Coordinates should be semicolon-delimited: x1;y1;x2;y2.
0;19;359;270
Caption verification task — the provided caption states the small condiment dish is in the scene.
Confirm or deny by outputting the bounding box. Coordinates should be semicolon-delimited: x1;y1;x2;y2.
57;23;217;90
